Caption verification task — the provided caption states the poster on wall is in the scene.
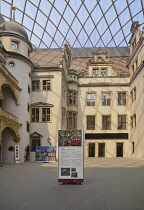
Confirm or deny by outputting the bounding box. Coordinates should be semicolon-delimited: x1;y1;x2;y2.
35;146;56;162
58;130;84;183
15;145;20;163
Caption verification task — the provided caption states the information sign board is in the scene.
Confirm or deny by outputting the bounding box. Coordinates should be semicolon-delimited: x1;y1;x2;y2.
15;145;20;163
35;146;56;162
58;130;84;183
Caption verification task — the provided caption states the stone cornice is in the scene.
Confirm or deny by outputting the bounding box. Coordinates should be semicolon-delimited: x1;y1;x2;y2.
78;83;129;87
130;61;144;84
4;51;34;70
0;32;33;52
127;35;144;67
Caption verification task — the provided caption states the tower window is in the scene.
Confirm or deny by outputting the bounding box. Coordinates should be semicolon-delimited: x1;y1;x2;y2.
11;41;19;49
9;61;15;67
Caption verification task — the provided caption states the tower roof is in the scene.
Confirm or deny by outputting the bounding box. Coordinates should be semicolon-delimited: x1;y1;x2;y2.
0;21;28;40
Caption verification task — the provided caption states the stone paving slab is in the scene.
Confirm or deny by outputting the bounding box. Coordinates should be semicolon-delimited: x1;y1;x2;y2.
1;158;144;210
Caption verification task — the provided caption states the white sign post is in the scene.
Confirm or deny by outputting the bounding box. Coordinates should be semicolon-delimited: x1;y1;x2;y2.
15;145;20;163
58;130;84;184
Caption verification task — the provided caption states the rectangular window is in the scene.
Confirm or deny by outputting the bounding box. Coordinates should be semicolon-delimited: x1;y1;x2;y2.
101;69;107;76
67;112;77;130
31;108;39;122
130;87;136;103
118;92;126;106
131;114;136;129
87;116;95;130
93;69;99;77
11;40;19;49
27;121;30;132
28;85;30;94
132;142;134;154
102;92;111;106
42;108;51;122
102;115;111;130
87;93;95;106
118;115;126;130
31;137;40;152
43;80;51;90
68;91;77;105
32;80;40;91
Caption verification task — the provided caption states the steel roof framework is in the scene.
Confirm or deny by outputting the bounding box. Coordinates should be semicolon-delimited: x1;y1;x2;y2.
0;0;144;49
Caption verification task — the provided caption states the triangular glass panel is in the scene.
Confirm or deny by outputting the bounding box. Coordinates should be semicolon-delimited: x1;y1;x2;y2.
91;5;103;25
54;30;65;47
39;42;47;48
58;19;69;37
69;0;82;13
119;8;131;26
84;40;93;48
15;0;26;10
101;29;112;46
77;5;89;25
28;0;40;7
25;1;37;19
114;0;127;15
63;6;75;25
53;0;67;15
84;17;95;36
1;1;11;18
105;6;117;25
90;29;100;46
31;34;41;48
50;41;59;48
84;0;97;12
71;18;82;35
130;0;142;16
99;0;113;13
43;32;53;48
36;11;47;28
109;19;120;36
97;18;108;35
23;15;34;31
73;39;82;48
78;29;89;46
65;30;77;46
133;11;144;23
107;39;116;47
119;39;127;47
114;30;124;45
49;7;61;26
122;20;133;37
33;23;44;38
46;21;57;37
125;34;131;44
15;10;23;24
39;0;52;16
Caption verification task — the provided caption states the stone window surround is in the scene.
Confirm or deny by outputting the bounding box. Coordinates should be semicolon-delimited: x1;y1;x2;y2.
31;79;52;91
117;91;127;106
118;114;127;130
92;67;108;77
101;91;112;106
86;92;96;106
86;115;96;130
31;107;52;123
10;38;20;50
102;115;111;130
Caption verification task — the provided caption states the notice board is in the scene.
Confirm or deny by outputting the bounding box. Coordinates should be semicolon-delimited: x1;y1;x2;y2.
58;130;84;183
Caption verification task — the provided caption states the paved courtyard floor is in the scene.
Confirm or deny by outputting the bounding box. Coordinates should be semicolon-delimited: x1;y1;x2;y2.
1;158;144;210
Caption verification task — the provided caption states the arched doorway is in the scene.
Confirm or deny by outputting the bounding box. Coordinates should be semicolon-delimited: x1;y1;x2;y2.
1;127;19;164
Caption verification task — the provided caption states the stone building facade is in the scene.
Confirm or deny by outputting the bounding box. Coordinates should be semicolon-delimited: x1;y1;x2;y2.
0;19;144;163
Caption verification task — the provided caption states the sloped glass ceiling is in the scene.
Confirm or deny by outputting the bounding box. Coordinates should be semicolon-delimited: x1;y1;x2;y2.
0;0;144;49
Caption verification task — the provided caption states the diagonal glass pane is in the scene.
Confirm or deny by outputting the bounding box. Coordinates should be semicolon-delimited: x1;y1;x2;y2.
99;0;113;13
36;10;47;28
110;19;121;36
97;18;108;35
49;7;61;26
78;29;89;46
105;6;117;25
77;5;89;25
39;0;52;16
58;19;69;36
119;8;131;26
91;5;103;25
63;6;75;25
114;0;127;14
25;1;37;19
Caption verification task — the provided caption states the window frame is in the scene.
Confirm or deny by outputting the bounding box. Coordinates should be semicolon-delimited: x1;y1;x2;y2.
31;108;39;122
102;92;111;106
11;40;19;50
42;108;51;122
118;115;127;130
86;92;96;106
42;80;51;91
86;115;96;130
32;80;40;91
102;115;111;130
117;92;127;106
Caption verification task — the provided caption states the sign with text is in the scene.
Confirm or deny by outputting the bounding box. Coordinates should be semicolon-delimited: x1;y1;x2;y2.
15;145;20;163
58;130;84;183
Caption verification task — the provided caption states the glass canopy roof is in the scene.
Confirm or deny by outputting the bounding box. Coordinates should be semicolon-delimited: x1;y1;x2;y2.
0;0;144;49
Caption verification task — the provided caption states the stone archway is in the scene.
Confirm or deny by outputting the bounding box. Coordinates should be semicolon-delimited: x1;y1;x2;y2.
1;126;20;164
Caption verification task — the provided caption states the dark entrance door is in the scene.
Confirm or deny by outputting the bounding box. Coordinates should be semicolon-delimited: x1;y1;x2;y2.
98;143;105;157
89;143;95;157
117;143;123;157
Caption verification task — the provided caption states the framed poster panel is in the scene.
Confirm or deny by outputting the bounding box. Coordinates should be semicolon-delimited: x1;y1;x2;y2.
58;130;84;183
